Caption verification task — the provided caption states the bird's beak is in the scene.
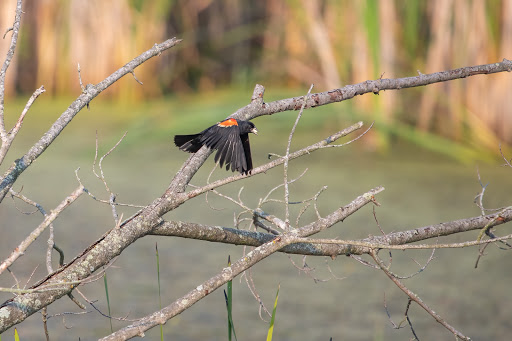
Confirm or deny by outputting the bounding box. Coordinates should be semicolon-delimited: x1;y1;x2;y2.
252;128;258;135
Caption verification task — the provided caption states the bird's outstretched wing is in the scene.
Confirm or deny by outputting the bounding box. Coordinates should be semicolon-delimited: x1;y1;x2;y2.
200;124;248;173
174;118;254;174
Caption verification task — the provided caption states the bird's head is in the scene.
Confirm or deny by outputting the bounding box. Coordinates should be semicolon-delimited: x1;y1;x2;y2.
247;121;258;135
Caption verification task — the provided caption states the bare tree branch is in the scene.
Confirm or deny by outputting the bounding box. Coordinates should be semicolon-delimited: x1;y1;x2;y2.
0;7;510;335
157;60;512;216
174;121;365;205
0;123;374;332
151;208;512;255
0;85;45;165
99;186;384;340
0;0;22;139
371;250;469;340
245;59;512;120
0;185;84;275
284;84;314;229
0;37;182;202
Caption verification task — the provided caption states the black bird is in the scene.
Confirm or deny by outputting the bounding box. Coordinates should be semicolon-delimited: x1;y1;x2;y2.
174;118;258;175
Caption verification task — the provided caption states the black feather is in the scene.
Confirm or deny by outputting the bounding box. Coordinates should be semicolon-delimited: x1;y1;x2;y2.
174;134;202;153
241;133;252;173
174;119;257;174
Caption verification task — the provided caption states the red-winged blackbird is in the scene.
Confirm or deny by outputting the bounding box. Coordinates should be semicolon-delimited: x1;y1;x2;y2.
174;118;258;175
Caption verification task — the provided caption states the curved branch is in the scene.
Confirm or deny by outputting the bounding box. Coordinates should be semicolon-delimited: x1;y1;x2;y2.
252;59;512;119
371;251;469;340
161;59;512;202
0;37;182;203
176;121;365;204
0;85;45;165
100;186;383;340
0;181;382;334
151;208;512;256
0;185;84;275
2;58;511;335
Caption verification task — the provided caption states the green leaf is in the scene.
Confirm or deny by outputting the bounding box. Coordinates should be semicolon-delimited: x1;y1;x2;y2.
266;284;280;341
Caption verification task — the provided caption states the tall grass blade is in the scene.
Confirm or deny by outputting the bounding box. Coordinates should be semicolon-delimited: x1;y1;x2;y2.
224;255;237;341
103;272;113;333
266;284;280;341
156;243;164;341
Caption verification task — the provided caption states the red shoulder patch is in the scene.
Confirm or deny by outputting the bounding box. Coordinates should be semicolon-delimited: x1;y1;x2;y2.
218;118;238;127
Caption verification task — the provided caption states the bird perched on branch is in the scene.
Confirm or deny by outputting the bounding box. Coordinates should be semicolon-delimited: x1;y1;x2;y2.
174;118;258;175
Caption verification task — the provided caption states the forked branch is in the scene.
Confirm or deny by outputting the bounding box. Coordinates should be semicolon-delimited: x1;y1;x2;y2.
0;37;182;202
371;251;469;340
100;186;384;340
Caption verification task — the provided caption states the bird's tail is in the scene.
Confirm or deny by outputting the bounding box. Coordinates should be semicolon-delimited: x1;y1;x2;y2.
174;134;203;153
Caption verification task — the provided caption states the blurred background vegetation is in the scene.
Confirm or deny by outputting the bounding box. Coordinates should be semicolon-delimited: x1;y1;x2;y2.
2;2;512;340
0;0;511;160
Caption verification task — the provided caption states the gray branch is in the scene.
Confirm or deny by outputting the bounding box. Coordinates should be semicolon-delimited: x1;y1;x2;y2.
161;59;512;203
253;59;512;119
151;209;512;256
0;117;368;333
0;8;511;335
0;37;182;202
2;58;512;333
0;0;22;136
100;186;384;340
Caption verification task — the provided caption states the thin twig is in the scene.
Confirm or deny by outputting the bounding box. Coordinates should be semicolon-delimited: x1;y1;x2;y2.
244;267;271;321
474;166;488;216
129;70;143;85
284;84;314;229
499;143;512;169
383;292;404;330
0;85;46;166
370;250;469;340
301;233;512;251
100;186;383;340
93;131;128;223
323;258;346;280
0;37;182;202
183;121;365;201
42;307;50;341
75;289;139;322
0;0;23;139
319;121;375;149
404;299;419;340
0;185;84;275
260;167;309;206
9;188;44;215
0;255;119;295
75;168;144;208
2;27;13;39
6;268;20;291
